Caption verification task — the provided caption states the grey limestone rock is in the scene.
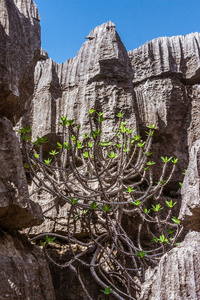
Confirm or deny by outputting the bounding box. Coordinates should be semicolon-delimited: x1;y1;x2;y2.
129;33;200;84
0;0;41;123
140;231;200;300
0;117;43;229
0;230;55;300
186;84;200;150
30;21;136;142
2;0;200;298
179;139;200;231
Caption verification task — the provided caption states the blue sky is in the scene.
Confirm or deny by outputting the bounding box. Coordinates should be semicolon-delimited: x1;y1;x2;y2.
34;0;200;64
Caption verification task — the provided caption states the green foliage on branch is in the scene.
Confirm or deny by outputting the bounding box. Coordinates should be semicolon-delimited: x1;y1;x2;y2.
19;109;183;299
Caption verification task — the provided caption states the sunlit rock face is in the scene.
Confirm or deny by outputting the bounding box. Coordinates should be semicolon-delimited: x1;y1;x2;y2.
0;0;41;123
129;33;200;83
30;21;136;143
179;139;200;231
28;26;200;236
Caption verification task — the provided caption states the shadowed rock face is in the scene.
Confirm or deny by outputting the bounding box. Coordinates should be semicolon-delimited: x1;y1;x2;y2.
0;230;55;300
0;0;41;123
0;117;43;230
140;231;200;300
0;1;55;299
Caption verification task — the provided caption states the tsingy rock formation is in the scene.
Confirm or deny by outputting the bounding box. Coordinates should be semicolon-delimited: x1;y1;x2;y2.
0;0;55;298
1;0;200;299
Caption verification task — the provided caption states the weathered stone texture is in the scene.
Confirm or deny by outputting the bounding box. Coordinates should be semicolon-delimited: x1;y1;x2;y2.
134;75;190;182
2;0;200;298
0;230;55;300
179;139;200;231
128;33;200;84
186;84;200;149
140;231;200;300
0;0;41;122
0;0;57;297
0;117;43;229
30;21;136;142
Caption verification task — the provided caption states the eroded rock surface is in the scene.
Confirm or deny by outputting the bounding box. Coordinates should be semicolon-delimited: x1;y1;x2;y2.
0;1;55;299
0;117;43;229
129;33;200;84
30;21;136;142
0;0;41;123
0;230;55;300
140;231;200;300
179;139;200;231
27;26;200;236
2;0;200;298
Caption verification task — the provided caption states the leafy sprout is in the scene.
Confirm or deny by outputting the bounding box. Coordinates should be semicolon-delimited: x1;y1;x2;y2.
166;199;177;208
101;286;113;295
60;116;68;126
99;141;111;147
147;124;155;129
136;250;147;258
67;119;74;126
40;235;56;247
70;197;80;205
91;129;100;138
63;142;73;150
172;216;179;224
115;143;122;148
83;152;89;159
125;186;136;194
151;204;163;212
108;152;117;159
147;161;155;166
172;158;178;164
159;235;168;243
101;205;112;212
131;200;141;206
161;156;173;163
117;112;125;118
57;142;63;149
145;130;154;136
168;228;175;235
144;208;150;214
34;136;48;146
89;109;95;114
90;202;99;210
83;133;89;139
44;158;52;165
49;150;59;156
137;142;146;148
134;135;141;141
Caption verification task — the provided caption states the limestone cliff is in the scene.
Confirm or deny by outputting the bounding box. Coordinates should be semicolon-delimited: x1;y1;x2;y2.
0;0;55;298
1;0;200;299
0;0;41;123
